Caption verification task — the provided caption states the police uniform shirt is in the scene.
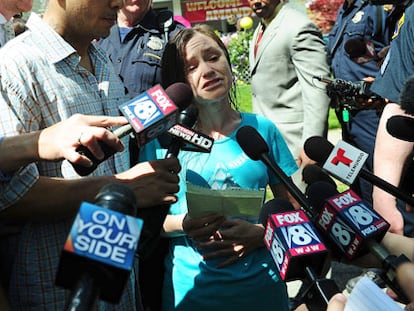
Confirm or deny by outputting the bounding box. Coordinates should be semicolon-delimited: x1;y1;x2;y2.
371;3;414;103
327;0;390;83
99;9;184;99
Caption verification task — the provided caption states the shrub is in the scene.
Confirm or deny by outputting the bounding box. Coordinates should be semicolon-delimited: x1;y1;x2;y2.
226;30;253;84
307;0;343;34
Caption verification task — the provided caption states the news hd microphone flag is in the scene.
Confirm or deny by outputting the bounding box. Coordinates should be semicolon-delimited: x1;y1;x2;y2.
264;209;328;281
166;123;213;153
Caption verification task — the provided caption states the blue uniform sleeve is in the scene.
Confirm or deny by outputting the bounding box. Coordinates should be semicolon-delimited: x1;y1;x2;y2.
371;5;414;103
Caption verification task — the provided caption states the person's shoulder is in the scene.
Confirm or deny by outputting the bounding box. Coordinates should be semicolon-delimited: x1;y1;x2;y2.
241;112;277;129
407;2;414;15
279;5;319;32
99;24;119;44
0;30;42;66
282;5;312;22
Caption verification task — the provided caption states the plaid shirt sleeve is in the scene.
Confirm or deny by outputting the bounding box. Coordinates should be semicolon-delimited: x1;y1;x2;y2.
0;164;39;210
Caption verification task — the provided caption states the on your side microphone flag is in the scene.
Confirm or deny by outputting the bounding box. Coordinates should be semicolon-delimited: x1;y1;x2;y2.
57;202;143;303
322;140;368;185
264;210;328;281
63;202;143;270
119;84;178;146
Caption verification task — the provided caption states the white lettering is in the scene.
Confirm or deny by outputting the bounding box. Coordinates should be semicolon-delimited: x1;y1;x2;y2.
92;210;126;230
318;208;334;230
275;212;303;225
151;89;173;111
332;192;357;208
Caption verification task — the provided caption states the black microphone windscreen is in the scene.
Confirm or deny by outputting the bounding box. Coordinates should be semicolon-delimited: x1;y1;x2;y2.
259;198;295;226
94;183;137;216
178;104;198;127
386;115;414;142
344;38;367;58
303;136;334;163
236;126;269;161
400;75;414;115
302;164;337;189
165;82;194;111
306;181;339;214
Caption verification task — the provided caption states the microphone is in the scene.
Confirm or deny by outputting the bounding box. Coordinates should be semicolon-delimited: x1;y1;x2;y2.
307;182;389;260
313;76;377;99
55;183;143;308
259;198;296;226
307;181;410;303
263;198;339;311
399;75;414;115
302;164;337;191
303;136;414;207
165;104;199;158
136;104;201;260
236;125;315;216
386;115;414;142
263;199;329;281
72;82;193;176
165;123;213;153
344;38;378;64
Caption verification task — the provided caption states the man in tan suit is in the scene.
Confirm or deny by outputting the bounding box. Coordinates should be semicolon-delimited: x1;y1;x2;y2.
248;0;331;192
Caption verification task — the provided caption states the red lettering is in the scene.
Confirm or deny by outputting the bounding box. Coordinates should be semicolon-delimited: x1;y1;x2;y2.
331;148;353;166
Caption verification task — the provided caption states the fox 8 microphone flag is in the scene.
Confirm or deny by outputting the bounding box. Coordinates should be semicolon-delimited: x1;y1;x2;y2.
316;189;389;260
264;210;328;281
119;84;178;146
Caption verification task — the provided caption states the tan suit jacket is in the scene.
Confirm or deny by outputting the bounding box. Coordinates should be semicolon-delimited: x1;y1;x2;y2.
249;4;331;160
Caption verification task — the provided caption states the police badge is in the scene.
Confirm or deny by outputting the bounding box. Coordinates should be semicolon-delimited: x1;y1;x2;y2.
352;11;365;24
147;36;164;51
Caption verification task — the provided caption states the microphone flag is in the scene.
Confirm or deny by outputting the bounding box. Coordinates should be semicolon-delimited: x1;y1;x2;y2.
63;202;143;270
322;140;368;185
264;209;328;281
119;84;178;146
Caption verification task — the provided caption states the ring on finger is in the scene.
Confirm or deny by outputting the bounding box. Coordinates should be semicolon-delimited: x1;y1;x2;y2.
78;132;85;146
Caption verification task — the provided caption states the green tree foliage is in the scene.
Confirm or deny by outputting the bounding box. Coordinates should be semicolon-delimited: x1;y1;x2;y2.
227;30;253;84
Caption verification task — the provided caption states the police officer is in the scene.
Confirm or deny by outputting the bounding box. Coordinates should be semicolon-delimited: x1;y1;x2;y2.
327;0;391;207
371;1;414;237
99;1;185;310
99;0;184;99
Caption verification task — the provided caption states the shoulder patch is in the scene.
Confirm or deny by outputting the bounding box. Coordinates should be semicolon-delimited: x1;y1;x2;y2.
392;13;405;40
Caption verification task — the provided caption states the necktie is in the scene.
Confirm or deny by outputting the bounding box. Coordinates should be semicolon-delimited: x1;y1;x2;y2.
254;24;265;58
